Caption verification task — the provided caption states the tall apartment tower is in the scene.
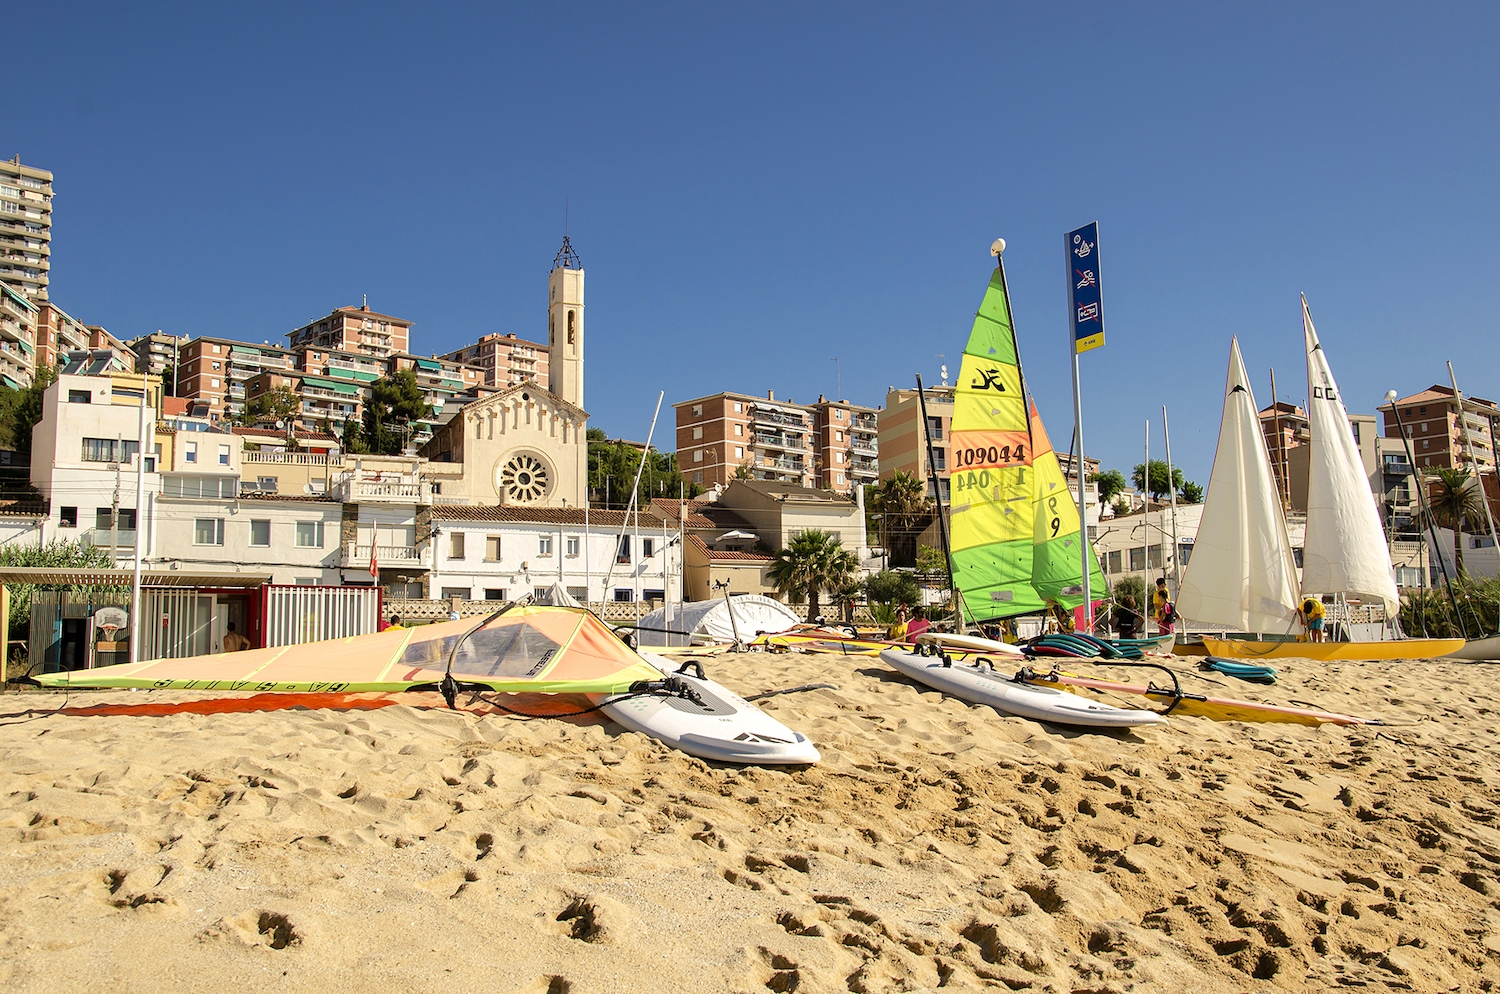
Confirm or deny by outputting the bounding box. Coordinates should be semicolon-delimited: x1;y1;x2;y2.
548;236;584;409
0;156;52;301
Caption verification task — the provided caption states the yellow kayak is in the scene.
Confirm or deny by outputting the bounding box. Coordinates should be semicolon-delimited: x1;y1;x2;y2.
1198;636;1465;661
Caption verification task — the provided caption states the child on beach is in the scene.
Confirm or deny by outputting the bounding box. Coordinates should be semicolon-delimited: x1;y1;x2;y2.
1300;598;1325;642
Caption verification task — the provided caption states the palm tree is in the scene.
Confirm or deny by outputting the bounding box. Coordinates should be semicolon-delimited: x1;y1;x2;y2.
768;530;860;621
1428;467;1486;578
872;471;932;566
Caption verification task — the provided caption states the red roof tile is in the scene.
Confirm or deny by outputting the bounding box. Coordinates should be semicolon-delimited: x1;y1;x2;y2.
688;535;774;563
430;504;640;528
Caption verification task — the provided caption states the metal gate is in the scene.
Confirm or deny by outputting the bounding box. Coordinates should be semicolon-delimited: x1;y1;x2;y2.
140;589;217;660
263;584;380;647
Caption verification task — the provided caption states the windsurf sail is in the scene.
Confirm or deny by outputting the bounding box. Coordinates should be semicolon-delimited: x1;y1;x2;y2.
1301;295;1400;615
1177;338;1301;632
1028;399;1105;609
949;262;1042;620
34;605;664;694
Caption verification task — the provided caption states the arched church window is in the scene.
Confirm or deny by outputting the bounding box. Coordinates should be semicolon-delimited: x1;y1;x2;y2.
567;310;576;345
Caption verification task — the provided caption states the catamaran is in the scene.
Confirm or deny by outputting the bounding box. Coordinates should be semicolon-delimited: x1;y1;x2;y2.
1181;300;1463;660
878;242;1162;729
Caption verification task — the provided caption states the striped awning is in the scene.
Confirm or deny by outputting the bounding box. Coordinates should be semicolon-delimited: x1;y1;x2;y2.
0;568;272;587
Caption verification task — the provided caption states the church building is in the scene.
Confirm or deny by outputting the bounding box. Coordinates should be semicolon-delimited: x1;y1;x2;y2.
422;237;588;507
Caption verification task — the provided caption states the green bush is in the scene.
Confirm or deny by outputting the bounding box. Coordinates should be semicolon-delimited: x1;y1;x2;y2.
864;570;919;609
1400;576;1500;638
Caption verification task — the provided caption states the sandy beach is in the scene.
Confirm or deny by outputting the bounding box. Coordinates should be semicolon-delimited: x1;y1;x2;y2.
3;649;1500;993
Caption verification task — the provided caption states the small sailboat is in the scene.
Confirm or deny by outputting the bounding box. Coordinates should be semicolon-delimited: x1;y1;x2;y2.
1185;300;1463;660
879;244;1162;729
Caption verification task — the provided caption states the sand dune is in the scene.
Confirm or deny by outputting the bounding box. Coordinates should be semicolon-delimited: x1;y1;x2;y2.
3;649;1500;992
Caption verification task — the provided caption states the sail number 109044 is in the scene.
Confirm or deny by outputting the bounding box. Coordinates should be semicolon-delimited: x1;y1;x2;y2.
954;444;1025;470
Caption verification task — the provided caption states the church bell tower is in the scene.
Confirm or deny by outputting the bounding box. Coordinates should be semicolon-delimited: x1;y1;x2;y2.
548;236;584;410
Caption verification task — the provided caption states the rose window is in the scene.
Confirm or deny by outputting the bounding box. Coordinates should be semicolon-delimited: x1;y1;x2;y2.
500;454;549;503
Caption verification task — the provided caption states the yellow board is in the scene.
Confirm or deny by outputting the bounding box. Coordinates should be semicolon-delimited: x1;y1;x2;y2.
1198;636;1465;661
1075;331;1105;354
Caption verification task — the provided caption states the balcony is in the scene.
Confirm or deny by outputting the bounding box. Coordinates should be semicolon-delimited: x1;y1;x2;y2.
850;460;879;477
764;457;805;472
333;476;433;503
751;409;807;430
754;432;805;451
850;439;877;457
244;451;332;467
342;543;424;567
851;415;877;432
81;527;138;550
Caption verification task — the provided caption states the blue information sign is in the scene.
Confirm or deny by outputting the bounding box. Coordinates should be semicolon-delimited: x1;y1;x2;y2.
1066;222;1105;354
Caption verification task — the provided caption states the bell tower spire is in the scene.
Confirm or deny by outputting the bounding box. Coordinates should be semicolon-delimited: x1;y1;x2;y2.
548;235;584;409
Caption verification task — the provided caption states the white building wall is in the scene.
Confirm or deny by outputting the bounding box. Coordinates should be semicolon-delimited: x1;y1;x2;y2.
429;518;679;606
153;496;343;584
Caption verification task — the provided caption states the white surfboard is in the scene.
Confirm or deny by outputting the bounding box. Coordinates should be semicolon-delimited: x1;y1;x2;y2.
880;648;1166;729
912;631;1027;657
592;652;821;765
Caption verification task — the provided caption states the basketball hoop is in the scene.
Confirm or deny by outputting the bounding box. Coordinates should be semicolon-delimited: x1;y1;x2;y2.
99;624;121;642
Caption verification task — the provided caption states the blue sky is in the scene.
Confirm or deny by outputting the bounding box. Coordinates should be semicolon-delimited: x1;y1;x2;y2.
7;3;1498;483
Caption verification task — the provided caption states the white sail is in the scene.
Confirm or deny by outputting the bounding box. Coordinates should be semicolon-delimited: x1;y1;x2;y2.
1178;338;1302;631
1300;296;1400;614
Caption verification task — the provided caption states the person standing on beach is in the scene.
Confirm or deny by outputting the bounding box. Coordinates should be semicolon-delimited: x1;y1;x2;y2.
1154;578;1176;636
1115;596;1140;640
1300;598;1325;642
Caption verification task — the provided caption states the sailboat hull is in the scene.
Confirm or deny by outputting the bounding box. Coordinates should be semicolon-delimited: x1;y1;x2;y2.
1199;636;1464;661
1443;636;1500;662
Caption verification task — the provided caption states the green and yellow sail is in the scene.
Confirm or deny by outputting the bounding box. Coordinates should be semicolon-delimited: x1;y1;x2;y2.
949;263;1042;620
1028;400;1105;609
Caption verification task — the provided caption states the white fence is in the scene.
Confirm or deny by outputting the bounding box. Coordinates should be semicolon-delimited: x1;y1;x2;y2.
264;584;381;647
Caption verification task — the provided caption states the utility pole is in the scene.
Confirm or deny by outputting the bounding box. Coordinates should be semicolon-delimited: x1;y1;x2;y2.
110;451;121;567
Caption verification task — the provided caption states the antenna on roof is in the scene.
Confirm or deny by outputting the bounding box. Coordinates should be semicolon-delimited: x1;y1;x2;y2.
362;293;368;309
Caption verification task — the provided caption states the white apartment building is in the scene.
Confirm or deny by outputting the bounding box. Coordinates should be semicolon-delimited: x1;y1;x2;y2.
153;492;344;585
31;373;160;559
428;506;680;606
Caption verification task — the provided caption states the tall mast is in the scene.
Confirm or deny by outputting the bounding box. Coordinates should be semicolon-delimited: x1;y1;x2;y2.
1163;405;1181;597
1448;361;1500;553
916;374;961;631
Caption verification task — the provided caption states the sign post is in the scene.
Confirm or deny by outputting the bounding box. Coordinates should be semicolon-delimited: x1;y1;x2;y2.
1066;222;1105;631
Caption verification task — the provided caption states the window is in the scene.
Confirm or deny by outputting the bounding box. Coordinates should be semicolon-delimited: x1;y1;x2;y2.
692;405;702;417
614;589;634;602
1179;543;1193;566
1129;546;1145;571
95;508;113;529
161;476;237;498
210;379;220;389
211;361;221;371
212;344;221;353
82;438;140;463
59;507;77;528
734;424;743;436
926;416;944;440
1292;547;1305;568
185;441;197;463
566;536;580;556
1147;546;1163;569
538;535;553;555
644;589;665;602
617;536;631;564
67;389;90;404
1107;550;1122;573
255;476;277;492
930;448;946;471
642;538;655;558
734;402;743;413
295;521;324;548
694;450;703;463
735;446;744;458
693;472;702;483
835;410;844;420
484;588;506;601
449;532;465;559
194;518;225;545
218;444;231;465
250;520;271;546
295;578;318;586
485;536;501;561
441;587;470;600
835;451;844;464
836;473;844;484
836;431;844;441
692;426;703;440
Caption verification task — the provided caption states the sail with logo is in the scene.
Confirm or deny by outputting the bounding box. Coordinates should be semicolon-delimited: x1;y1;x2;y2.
948;259;1044;619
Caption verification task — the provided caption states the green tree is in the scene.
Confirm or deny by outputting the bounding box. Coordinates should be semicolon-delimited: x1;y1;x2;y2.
768;530;859;621
0;538;114;648
872;471;932;566
361;367;432;455
588;431;697;507
864;569;920;610
1092;469;1128;503
0;364;60;457
340;416;368;455
1178;480;1205;504
241;386;302;429
1131;460;1183;500
1428;467;1486;578
914;544;950;582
